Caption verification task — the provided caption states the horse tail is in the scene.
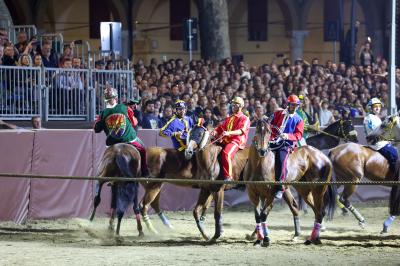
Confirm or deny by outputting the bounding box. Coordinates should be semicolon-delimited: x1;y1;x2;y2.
114;146;141;215
323;161;337;221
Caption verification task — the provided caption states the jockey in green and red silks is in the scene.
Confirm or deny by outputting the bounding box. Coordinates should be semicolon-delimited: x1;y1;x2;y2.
94;87;149;177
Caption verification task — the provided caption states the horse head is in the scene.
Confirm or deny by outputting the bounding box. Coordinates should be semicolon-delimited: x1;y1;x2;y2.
185;124;210;160
253;118;273;157
333;119;358;142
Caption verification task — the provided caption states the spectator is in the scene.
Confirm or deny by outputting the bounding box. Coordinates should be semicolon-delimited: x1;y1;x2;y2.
141;100;159;129
359;41;374;67
33;54;43;67
250;104;267;127
14;31;28;54
31;116;42;129
319;100;335;127
158;105;173;128
41;41;59;68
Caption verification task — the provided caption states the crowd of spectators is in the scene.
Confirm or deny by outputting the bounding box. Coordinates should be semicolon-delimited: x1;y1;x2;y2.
131;50;400;129
1;27;399;128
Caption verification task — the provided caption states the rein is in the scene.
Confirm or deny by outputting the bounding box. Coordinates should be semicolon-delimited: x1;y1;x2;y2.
200;134;224;150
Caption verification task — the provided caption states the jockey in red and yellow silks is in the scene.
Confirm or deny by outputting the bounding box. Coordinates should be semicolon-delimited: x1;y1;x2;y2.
212;96;250;181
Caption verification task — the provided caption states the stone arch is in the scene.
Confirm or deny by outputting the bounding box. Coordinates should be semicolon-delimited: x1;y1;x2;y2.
0;0;14;27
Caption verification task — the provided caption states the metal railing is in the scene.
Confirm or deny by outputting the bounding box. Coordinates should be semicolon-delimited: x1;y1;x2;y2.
0;66;42;120
0;66;135;121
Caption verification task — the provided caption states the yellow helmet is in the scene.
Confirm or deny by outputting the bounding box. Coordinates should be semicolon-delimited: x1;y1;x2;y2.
232;96;245;107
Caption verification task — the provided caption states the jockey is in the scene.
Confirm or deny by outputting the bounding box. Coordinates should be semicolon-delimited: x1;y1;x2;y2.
363;97;399;232
159;100;194;151
269;95;304;199
364;97;398;173
94;87;149;177
296;94;309;146
211;96;250;181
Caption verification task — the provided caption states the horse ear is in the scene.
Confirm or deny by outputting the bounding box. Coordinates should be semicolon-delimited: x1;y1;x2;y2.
195;117;205;127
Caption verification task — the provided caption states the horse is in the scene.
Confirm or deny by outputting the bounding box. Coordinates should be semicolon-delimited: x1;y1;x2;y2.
329;113;400;231
306;119;358;149
89;143;143;236
184;124;249;241
245;118;359;241
245;119;336;245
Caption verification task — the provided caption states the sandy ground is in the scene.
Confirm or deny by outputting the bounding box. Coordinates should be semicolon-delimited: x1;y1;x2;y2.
0;201;399;266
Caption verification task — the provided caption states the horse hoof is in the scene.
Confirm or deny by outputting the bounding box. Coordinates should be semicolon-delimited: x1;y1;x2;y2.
245;233;256;241
313;238;322;245
291;236;300;242
262;237;270;247
304;239;312;245
253;239;262;247
208;237;218;244
138;231;145;238
358;221;366;229
341;209;349;216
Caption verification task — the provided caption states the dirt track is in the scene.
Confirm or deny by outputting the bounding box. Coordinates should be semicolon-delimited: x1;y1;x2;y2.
0;201;399;266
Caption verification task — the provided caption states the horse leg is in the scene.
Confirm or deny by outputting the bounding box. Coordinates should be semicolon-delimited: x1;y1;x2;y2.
339;184;366;228
381;215;396;234
193;188;212;241
246;186;264;246
283;188;301;238
108;185;118;231
150;193;173;229
296;188;321;245
132;183;144;237
141;183;162;234
90;181;105;221
260;193;275;247
199;193;213;225
210;188;225;242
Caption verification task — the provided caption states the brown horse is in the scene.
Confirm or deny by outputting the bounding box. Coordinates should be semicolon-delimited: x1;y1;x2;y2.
184;124;249;241
329;113;400;232
245;119;336;245
89;143;143;236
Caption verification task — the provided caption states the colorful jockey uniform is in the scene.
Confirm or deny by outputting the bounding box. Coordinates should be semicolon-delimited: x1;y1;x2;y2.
296;108;309;146
269;95;304;199
159;100;194;151
363;98;398;175
94;87;149;176
214;97;250;181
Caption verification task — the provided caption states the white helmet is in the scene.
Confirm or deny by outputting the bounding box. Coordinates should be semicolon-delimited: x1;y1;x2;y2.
367;98;383;107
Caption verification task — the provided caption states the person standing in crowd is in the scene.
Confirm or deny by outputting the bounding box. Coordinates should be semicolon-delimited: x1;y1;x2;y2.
94;87;149;177
211;97;250;181
158;104;173;128
159;100;194;151
319;100;335;127
141;100;160;129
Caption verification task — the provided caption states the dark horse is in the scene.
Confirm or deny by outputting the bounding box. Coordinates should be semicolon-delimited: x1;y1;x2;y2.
89;143;143;236
245;119;336;245
329;113;400;231
307;119;358;149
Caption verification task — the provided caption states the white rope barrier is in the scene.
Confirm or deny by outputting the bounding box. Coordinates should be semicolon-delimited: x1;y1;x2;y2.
0;173;399;186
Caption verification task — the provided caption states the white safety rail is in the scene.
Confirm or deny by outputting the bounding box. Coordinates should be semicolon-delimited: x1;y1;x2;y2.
67;40;91;67
0;66;42;119
91;69;135;114
42;68;90;120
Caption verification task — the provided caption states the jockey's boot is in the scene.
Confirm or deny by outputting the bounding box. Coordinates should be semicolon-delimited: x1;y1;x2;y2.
274;185;284;200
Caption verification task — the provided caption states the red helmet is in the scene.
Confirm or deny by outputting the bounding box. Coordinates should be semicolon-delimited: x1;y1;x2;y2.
287;95;300;105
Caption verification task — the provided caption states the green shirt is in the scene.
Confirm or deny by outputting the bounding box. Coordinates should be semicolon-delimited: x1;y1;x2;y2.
95;104;137;146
